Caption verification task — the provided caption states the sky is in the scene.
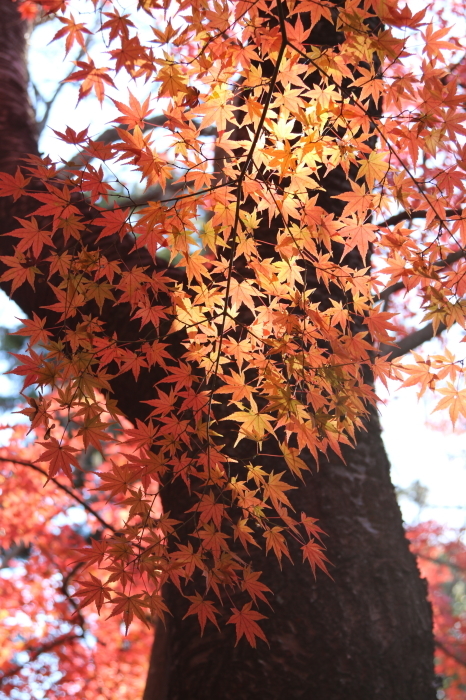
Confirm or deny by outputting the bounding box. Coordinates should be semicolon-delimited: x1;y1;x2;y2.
379;377;466;528
1;2;465;531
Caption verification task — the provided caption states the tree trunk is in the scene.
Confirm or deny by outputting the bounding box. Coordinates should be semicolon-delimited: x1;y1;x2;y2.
155;411;436;700
0;0;42;316
0;2;37;176
0;2;436;698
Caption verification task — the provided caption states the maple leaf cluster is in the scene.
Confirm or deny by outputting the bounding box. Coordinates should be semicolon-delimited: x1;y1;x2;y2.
1;0;466;649
0;425;152;698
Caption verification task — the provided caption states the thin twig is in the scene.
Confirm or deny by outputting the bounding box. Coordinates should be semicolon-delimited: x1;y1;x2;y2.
0;633;81;684
59;118;215;174
37;42;89;136
0;456;115;532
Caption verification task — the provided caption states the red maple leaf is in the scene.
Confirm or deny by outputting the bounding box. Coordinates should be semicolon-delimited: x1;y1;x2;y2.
227;603;268;647
36;437;81;479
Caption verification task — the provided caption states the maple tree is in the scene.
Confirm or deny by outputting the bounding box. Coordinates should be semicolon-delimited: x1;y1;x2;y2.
1;0;466;695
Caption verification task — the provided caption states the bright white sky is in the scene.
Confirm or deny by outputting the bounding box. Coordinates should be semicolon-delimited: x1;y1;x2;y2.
379;377;466;528
1;3;465;530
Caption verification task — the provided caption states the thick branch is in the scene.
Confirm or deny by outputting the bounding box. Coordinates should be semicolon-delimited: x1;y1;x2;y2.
435;639;466;669
416;553;466;574
379;322;446;360
377;208;462;229
142;617;170;700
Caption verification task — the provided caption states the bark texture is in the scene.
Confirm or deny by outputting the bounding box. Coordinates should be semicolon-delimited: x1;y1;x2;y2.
0;2;436;699
0;0;43;316
160;411;436;700
0;2;37;175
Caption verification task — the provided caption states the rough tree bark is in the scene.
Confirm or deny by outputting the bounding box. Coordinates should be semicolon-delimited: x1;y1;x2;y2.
0;0;37;256
153;414;436;700
0;2;436;699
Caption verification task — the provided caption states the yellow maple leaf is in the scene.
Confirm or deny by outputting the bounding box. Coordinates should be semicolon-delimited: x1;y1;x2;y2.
222;408;276;446
357;151;390;189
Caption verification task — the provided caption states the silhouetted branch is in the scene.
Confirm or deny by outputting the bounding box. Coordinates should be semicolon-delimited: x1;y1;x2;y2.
376;208;463;229
435;639;466;669
0;456;115;532
0;633;81;684
0;541;30;569
416;553;466;574
379;322;446;360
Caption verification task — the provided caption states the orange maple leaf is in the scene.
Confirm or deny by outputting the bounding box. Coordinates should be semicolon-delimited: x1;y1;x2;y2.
94;208;131;241
112;91;152;130
341;219;378;260
183;592;220;635
357;151;390;190
227;602;268;647
12;313;52;346
241;567;272;606
263;526;292;566
301;539;333;579
262;471;297;511
433;384;466;426
65;59;115;102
